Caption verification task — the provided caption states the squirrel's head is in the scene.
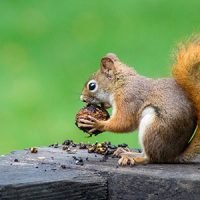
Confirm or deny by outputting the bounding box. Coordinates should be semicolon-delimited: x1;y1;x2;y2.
80;53;120;109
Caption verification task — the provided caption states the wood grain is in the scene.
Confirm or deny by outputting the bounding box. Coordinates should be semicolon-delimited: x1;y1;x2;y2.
1;146;200;199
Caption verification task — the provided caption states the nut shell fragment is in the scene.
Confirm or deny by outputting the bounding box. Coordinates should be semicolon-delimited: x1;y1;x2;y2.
30;147;38;153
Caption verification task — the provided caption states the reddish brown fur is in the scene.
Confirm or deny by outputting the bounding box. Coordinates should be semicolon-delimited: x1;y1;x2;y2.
80;37;200;164
173;37;200;162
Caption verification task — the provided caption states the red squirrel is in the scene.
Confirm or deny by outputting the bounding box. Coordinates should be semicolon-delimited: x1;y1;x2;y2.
77;37;200;166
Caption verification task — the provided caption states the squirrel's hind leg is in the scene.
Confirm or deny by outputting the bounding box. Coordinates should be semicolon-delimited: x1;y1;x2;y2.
175;126;200;163
138;105;192;163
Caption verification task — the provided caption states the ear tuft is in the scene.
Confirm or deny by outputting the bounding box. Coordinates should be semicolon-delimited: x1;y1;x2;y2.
100;56;116;79
101;57;114;69
105;53;119;61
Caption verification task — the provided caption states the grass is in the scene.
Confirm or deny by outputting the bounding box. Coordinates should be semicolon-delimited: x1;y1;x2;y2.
0;0;200;155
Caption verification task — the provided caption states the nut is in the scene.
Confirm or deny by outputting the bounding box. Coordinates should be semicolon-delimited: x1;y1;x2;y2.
62;140;73;146
79;142;87;149
96;143;103;148
97;147;107;154
62;145;69;150
75;104;110;135
88;145;96;153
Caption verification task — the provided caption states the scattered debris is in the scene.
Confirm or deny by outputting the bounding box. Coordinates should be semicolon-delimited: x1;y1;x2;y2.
37;157;46;160
71;143;77;147
62;140;73;146
67;149;77;154
47;139;140;165
30;147;38;153
61;164;67;169
86;142;117;157
72;156;84;166
48;143;59;148
62;145;69;151
118;143;128;148
79;142;87;149
53;143;59;148
108;144;117;149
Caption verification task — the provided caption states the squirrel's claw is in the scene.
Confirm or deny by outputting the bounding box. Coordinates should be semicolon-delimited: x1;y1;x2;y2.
77;123;94;128
79;116;106;132
88;128;98;134
118;155;135;166
113;147;130;157
78;118;95;125
87;116;98;122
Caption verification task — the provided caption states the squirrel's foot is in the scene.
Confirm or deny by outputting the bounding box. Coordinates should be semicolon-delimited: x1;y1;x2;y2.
118;154;135;166
118;154;149;166
133;157;149;165
113;147;130;157
78;116;106;133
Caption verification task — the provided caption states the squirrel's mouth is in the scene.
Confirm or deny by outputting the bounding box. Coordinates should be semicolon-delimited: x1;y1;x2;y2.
86;102;111;110
80;95;111;110
101;102;111;109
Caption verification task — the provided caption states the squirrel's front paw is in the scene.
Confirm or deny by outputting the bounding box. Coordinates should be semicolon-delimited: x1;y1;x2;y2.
77;116;106;133
118;155;135;166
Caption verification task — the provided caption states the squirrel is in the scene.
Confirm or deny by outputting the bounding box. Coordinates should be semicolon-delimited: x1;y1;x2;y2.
77;36;200;166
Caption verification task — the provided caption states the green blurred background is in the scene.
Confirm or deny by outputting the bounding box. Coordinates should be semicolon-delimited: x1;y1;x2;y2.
1;0;200;155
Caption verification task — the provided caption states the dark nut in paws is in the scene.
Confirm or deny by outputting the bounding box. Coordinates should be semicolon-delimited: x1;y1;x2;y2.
75;104;110;135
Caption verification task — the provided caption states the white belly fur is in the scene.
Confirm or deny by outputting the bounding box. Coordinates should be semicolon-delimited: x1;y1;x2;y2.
139;107;156;154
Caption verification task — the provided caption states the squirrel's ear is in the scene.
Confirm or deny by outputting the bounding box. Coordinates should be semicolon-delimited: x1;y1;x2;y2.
100;53;118;79
105;53;119;61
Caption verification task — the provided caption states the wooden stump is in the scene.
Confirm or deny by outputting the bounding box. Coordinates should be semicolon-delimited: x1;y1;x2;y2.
1;145;200;200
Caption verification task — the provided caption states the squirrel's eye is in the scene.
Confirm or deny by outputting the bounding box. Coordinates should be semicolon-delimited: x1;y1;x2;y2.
87;80;98;92
89;83;96;90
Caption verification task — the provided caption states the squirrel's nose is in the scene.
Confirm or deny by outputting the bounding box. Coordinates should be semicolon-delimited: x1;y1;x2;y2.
80;95;86;102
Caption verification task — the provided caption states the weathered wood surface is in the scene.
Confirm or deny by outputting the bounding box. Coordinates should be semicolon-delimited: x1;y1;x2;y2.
1;145;200;200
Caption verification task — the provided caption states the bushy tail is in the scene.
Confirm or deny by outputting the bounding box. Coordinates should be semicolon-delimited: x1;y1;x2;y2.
173;36;200;162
